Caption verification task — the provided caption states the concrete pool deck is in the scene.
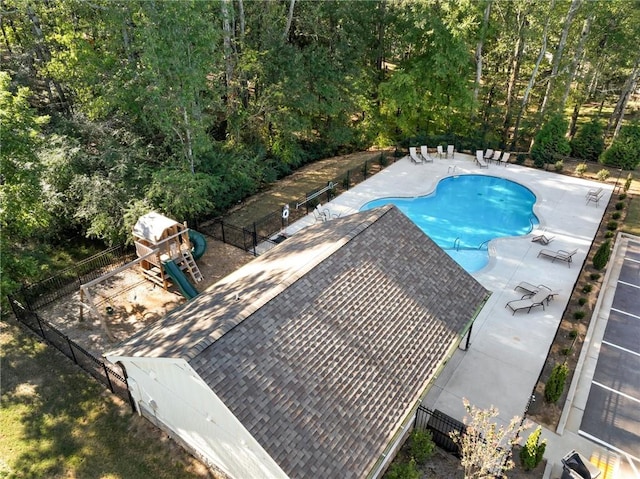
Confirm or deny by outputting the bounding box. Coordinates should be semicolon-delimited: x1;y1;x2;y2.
283;152;633;476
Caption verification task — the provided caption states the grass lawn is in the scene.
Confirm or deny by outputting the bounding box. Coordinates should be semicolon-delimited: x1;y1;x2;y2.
622;195;640;236
0;321;211;479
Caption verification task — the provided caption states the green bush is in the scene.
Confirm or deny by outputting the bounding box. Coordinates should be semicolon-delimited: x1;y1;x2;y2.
612;212;621;220
573;310;585;320
570;119;605;162
615;201;625;210
619;193;627;200
590;273;601;281
531;114;571;168
562;347;573;356
516;153;526;165
624;174;633;192
607;220;618;231
409;429;435;464
554;160;564;172
575;163;588;176
545;362;569;403
582;284;593;294
593;240;611;270
596;169;611;181
520;426;547;471
379;152;389;167
605;230;614;238
385;458;420;479
601;123;640;170
569;329;578;339
578;297;587;306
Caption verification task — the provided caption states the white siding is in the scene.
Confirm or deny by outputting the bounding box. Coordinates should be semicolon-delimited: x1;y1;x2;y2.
108;355;288;479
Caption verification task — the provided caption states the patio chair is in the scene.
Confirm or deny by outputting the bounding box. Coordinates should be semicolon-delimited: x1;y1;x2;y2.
499;152;511;166
505;288;551;315
586;191;604;207
537;248;578;267
312;204;327;223
531;234;554;245
514;283;560;303
585;187;603;199
446;144;454;158
421;145;434;163
491;150;503;164
409;146;424;164
475;150;489;168
437;145;444;159
484;148;494;161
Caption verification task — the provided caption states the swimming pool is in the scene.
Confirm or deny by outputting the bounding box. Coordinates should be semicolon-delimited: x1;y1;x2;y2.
361;174;539;272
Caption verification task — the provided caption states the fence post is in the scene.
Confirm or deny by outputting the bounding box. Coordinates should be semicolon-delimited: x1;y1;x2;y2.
34;313;46;339
66;337;78;364
346;170;350;190
221;220;226;244
102;362;115;393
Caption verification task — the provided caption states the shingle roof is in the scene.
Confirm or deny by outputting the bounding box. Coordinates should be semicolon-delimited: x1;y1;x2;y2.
109;205;489;478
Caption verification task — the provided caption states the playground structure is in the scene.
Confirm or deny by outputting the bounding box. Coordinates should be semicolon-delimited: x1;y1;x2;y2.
78;212;207;340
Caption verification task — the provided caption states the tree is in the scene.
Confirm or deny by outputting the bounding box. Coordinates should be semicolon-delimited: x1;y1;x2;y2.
544;362;569;403
0;72;50;307
601;122;640;170
520;426;547;471
570;119;604;161
531;114;571;168
451;398;528;479
593;239;611;271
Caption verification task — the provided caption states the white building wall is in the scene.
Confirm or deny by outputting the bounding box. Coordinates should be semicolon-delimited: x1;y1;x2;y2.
108;355;288;479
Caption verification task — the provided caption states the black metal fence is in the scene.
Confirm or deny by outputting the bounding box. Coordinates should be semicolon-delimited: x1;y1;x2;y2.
203;152;398;255
7;246;136;409
414;406;466;456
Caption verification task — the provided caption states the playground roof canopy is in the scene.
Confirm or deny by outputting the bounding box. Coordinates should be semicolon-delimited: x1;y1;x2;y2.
132;212;181;243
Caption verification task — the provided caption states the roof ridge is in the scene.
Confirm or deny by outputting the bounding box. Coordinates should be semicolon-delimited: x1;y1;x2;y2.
183;206;393;361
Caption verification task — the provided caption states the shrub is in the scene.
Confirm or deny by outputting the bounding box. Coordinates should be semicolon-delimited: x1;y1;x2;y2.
612;212;621;220
520;426;547;471
569;329;579;339
386;458;420;479
596;169;611;181
605;230;614;238
409;429;435;464
619;193;627;200
578;297;587;306
573;310;585;320
531;114;571;168
590;273;601;281
562;347;572;356
575;163;588;176
615;201;625;210
601;123;640;170
582;284;593;294
545;362;569;403
624;173;633;192
570;119;605;162
554;160;563;172
516;153;526;165
606;220;618;231
593;240;611;270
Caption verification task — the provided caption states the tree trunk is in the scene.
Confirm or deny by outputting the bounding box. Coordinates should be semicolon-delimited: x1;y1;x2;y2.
560;11;592;109
608;53;640;139
539;0;581;119
473;0;492;110
221;0;235;89
282;0;295;43
512;0;555;150
502;8;527;146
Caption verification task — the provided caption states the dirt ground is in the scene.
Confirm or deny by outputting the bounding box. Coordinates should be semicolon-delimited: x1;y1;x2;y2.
39;240;254;357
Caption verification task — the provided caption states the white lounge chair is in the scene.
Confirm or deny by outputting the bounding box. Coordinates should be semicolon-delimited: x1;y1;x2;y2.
585;187;603;198
531;234;554;245
484;148;494;161
499;152;511;166
447;144;454;158
586;191;604;207
514;283;560;302
421;145;434;163
409;147;424;164
475;150;489;168
491;150;502;164
537;248;578;267
437;145;444;159
505;288;552;315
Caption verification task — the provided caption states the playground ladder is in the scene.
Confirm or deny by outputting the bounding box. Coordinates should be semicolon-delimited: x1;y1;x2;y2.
180;250;203;283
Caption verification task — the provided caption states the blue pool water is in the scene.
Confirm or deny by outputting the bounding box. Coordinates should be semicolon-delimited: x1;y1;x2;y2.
361;175;538;272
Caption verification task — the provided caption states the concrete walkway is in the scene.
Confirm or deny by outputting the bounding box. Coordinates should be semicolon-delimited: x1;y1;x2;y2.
283;152;634;477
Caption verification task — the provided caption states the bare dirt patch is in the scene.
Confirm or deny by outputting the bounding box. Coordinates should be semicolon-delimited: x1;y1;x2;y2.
38;240;254;357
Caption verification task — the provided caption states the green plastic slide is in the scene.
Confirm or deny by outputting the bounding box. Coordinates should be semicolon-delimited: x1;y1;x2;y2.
162;259;198;300
188;230;207;260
